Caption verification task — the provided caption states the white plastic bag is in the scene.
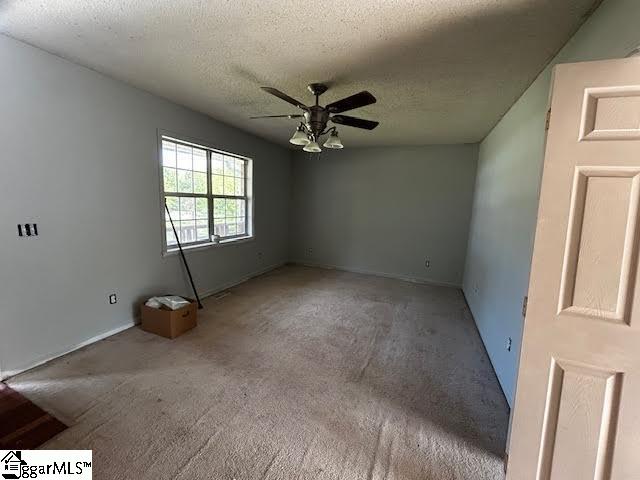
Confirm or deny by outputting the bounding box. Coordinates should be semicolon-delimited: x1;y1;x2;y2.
145;297;162;309
145;296;190;310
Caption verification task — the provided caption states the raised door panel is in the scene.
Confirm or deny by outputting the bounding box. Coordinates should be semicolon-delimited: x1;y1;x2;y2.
537;360;622;480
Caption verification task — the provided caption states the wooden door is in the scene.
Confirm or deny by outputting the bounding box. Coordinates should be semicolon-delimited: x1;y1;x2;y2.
507;57;640;479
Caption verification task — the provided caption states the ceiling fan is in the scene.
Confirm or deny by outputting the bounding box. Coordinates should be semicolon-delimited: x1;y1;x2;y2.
250;83;379;152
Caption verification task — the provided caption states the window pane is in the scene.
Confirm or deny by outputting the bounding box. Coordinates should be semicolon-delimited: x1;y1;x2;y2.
166;222;178;246
196;220;209;241
213;198;226;219
180;197;195;220
193;149;207;172
212;175;224;195
207;202;247;239
213;217;225;236
177;170;193;193
180;221;196;243
224;176;236;195
177;145;192;170
163;167;177;192
212;154;224;175
235;159;244;177
235;178;244;196
225;199;237;217
195;198;208;219
165;196;180;221
224;157;235;176
193;171;207;194
162;141;176;167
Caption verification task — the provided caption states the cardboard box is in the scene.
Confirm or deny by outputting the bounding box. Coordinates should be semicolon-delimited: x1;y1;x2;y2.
140;298;197;339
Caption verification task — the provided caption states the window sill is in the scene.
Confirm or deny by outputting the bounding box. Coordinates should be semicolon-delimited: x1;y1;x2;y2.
163;235;254;257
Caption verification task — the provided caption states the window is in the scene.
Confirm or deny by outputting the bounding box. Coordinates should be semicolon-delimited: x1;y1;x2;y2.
160;136;252;252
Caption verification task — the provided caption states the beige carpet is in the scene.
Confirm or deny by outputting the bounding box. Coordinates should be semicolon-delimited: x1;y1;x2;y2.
8;265;509;479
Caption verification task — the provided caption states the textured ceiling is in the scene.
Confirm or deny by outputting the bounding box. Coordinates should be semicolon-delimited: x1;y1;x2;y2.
0;0;599;146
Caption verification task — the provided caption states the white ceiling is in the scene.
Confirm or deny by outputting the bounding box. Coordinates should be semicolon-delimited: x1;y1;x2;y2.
0;0;600;146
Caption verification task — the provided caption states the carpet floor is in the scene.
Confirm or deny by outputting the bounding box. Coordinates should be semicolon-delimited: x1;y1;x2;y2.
7;265;509;479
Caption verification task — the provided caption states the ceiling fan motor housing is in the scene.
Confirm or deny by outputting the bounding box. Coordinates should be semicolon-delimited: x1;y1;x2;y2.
305;107;330;139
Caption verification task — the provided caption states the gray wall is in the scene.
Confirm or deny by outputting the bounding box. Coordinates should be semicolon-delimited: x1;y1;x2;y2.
290;145;478;287
463;0;640;407
0;34;291;378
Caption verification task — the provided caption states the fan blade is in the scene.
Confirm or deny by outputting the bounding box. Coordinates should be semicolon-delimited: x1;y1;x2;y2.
326;91;376;113
331;115;379;130
261;87;308;109
250;114;304;119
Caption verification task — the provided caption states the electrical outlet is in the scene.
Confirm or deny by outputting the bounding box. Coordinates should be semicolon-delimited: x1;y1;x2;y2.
506;337;512;352
474;284;479;295
425;259;430;268
17;223;39;237
307;247;313;256
257;251;263;260
108;293;117;305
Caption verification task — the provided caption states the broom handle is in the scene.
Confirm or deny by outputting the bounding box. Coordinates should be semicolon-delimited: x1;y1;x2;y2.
165;201;204;309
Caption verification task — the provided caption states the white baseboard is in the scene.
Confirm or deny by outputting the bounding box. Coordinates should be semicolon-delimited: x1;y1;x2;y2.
290;260;461;289
198;262;286;298
1;262;286;382
461;290;511;408
1;321;135;381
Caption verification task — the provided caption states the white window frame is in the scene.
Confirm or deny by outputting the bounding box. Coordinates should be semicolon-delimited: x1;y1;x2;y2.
158;132;254;255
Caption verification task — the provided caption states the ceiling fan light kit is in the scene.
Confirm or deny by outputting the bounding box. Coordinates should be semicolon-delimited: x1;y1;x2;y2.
303;140;322;153
289;125;310;145
323;130;344;149
251;83;379;153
